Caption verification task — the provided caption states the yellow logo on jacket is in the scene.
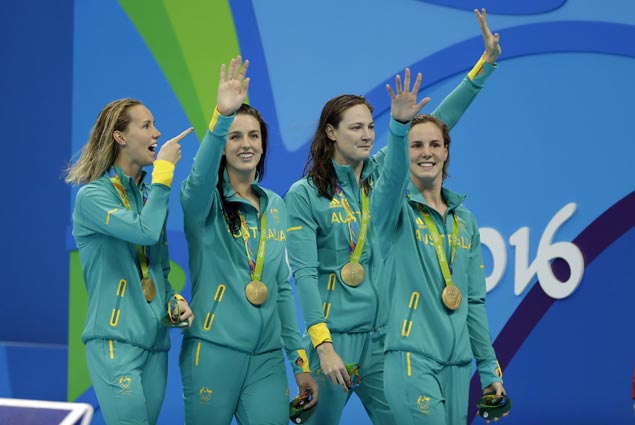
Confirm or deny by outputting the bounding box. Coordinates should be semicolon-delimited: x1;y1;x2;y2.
417;395;431;415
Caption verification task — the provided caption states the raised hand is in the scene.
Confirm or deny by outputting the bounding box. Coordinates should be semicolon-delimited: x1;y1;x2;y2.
217;55;250;116
156;127;193;164
386;68;430;124
475;8;501;64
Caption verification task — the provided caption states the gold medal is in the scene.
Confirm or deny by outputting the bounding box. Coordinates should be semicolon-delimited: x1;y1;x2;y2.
141;277;156;303
340;262;365;287
441;285;462;310
245;280;268;305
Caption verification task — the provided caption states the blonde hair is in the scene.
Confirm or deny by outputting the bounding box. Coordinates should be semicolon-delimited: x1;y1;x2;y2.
65;98;143;185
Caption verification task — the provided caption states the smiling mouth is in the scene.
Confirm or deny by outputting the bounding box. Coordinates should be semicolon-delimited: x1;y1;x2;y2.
238;153;254;159
148;143;157;153
417;161;435;168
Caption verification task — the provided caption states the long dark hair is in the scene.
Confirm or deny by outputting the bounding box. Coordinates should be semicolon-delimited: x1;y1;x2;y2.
303;95;373;199
217;103;268;234
410;114;451;180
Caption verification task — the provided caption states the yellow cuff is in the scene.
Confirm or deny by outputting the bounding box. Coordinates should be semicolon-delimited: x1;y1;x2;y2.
308;323;332;348
174;294;186;302
495;361;503;379
208;107;221;132
151;160;175;188
467;55;487;81
296;349;311;373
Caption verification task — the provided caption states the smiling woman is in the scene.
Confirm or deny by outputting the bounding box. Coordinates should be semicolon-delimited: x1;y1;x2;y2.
65;98;195;424
178;56;318;425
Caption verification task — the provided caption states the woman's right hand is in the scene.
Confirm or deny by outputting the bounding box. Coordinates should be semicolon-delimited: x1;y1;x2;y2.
156;127;194;164
217;55;250;116
386;68;430;124
316;342;351;392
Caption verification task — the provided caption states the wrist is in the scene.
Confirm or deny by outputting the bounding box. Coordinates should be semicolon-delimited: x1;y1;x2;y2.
316;341;333;354
151;160;175;187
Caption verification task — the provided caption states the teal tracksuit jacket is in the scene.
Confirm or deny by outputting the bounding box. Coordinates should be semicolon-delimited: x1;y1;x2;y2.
73;165;176;351
180;111;306;368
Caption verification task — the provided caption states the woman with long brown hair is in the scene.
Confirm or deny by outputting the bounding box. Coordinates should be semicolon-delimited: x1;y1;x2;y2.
284;9;502;424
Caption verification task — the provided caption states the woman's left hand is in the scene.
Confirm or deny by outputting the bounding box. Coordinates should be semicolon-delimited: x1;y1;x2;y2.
295;372;319;409
475;8;502;64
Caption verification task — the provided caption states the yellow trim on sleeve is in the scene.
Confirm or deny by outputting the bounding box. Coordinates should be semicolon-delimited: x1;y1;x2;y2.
208;107;221;132
296;349;311;373
467;55;487;81
109;340;114;359
495;361;503;379
308;323;332;348
286;226;303;232
106;208;118;224
174;294;186;302
406;352;412;377
151;159;175;187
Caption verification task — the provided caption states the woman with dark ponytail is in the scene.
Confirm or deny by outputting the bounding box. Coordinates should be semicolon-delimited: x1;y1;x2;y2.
179;56;318;425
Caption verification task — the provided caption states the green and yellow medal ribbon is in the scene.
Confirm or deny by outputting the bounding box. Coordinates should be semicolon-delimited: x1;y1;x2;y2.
110;172;154;302
239;211;269;305
335;185;370;264
239;212;268;282
417;204;461;309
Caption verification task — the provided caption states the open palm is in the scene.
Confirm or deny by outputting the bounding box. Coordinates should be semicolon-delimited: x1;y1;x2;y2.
217;55;250;116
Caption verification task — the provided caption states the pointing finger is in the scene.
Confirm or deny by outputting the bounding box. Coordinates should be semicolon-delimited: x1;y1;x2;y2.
165;127;194;145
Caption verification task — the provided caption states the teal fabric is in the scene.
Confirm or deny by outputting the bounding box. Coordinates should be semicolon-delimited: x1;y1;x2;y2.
180;112;304;364
372;112;502;413
73;166;175;351
179;112;307;422
86;339;168;425
284;68;496;422
303;329;396;425
180;339;289;425
384;351;471;425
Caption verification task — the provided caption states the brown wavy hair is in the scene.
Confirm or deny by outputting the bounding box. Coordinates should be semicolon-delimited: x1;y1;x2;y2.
303;95;373;199
410;114;452;180
218;103;268;234
65;98;143;185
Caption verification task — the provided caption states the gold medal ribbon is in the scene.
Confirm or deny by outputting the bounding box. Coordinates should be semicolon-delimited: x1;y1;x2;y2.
239;211;267;282
110;172;151;285
335;186;370;265
417;204;459;290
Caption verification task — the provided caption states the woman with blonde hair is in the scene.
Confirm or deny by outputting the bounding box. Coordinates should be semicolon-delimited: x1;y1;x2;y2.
67;98;194;425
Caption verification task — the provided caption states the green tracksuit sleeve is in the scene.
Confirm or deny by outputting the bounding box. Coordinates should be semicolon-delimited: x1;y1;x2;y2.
372;117;411;254
467;227;503;390
161;224;176;301
180;109;233;224
432;62;496;130
284;186;325;342
276;254;311;375
75;181;171;246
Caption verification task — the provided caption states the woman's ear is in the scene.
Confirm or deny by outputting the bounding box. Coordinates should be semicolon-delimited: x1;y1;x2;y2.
325;124;336;142
113;131;126;146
